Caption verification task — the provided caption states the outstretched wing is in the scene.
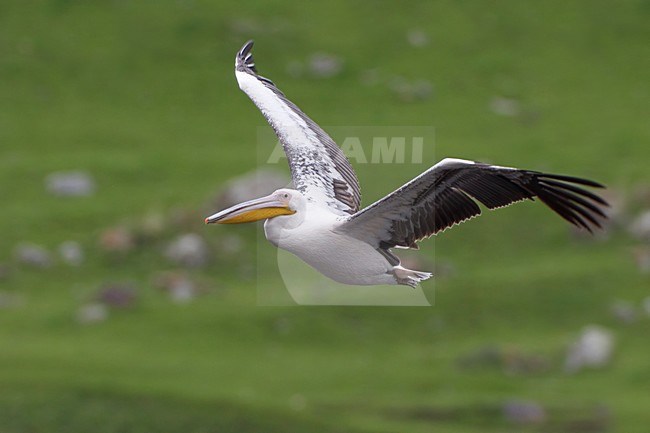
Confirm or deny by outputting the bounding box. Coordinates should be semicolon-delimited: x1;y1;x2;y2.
235;40;361;215
337;158;608;249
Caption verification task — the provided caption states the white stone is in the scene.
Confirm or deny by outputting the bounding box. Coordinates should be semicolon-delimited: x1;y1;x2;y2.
76;303;108;324
565;325;614;373
308;52;343;78
14;243;52;268
629;210;650;241
610;300;638;324
165;233;210;267
45;171;95;197
489;97;521;117
58;241;84;266
502;400;546;424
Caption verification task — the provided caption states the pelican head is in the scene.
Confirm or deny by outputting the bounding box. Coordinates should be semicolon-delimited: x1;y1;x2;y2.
205;188;301;225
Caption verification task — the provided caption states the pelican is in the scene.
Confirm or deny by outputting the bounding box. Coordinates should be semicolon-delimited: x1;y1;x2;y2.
206;41;608;287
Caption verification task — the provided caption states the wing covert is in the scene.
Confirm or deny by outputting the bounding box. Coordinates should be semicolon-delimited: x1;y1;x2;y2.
235;41;361;215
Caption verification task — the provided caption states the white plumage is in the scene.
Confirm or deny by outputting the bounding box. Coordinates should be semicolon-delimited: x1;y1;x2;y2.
206;41;608;287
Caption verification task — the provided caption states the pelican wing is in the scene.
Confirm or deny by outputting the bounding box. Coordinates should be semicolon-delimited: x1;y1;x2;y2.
338;158;608;249
234;41;361;215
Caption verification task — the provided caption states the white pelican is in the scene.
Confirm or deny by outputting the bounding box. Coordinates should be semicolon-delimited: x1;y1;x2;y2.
206;41;608;287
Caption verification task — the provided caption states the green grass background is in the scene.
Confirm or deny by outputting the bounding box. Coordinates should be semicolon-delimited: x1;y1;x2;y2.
1;0;649;431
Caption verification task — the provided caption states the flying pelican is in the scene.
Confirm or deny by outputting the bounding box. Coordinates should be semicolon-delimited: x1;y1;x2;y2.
206;41;608;287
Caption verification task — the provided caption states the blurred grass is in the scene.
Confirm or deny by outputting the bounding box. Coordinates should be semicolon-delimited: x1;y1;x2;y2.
1;0;650;432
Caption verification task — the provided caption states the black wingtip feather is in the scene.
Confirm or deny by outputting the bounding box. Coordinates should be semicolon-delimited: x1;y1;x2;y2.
532;174;608;232
537;190;592;232
237;40;258;73
539;178;610;206
538;173;605;189
239;40;254;56
539;182;608;219
235;40;276;86
544;189;602;230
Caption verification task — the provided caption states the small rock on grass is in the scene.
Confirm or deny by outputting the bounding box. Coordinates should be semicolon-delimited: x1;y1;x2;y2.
138;211;166;239
45;171;95;197
14;243;53;268
389;76;433;102
99;226;135;254
610;300;638;324
165;233;210;268
58;241;84;266
502;399;546;424
96;283;138;308
76;302;108;324
153;271;200;304
565;325;614;373
308;52;343;78
456;345;550;375
628;210;650;241
489;96;521;117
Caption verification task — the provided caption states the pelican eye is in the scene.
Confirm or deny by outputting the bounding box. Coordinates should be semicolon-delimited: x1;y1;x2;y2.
283;193;289;198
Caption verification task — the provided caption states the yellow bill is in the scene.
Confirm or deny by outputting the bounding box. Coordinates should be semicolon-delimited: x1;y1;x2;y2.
205;194;295;225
